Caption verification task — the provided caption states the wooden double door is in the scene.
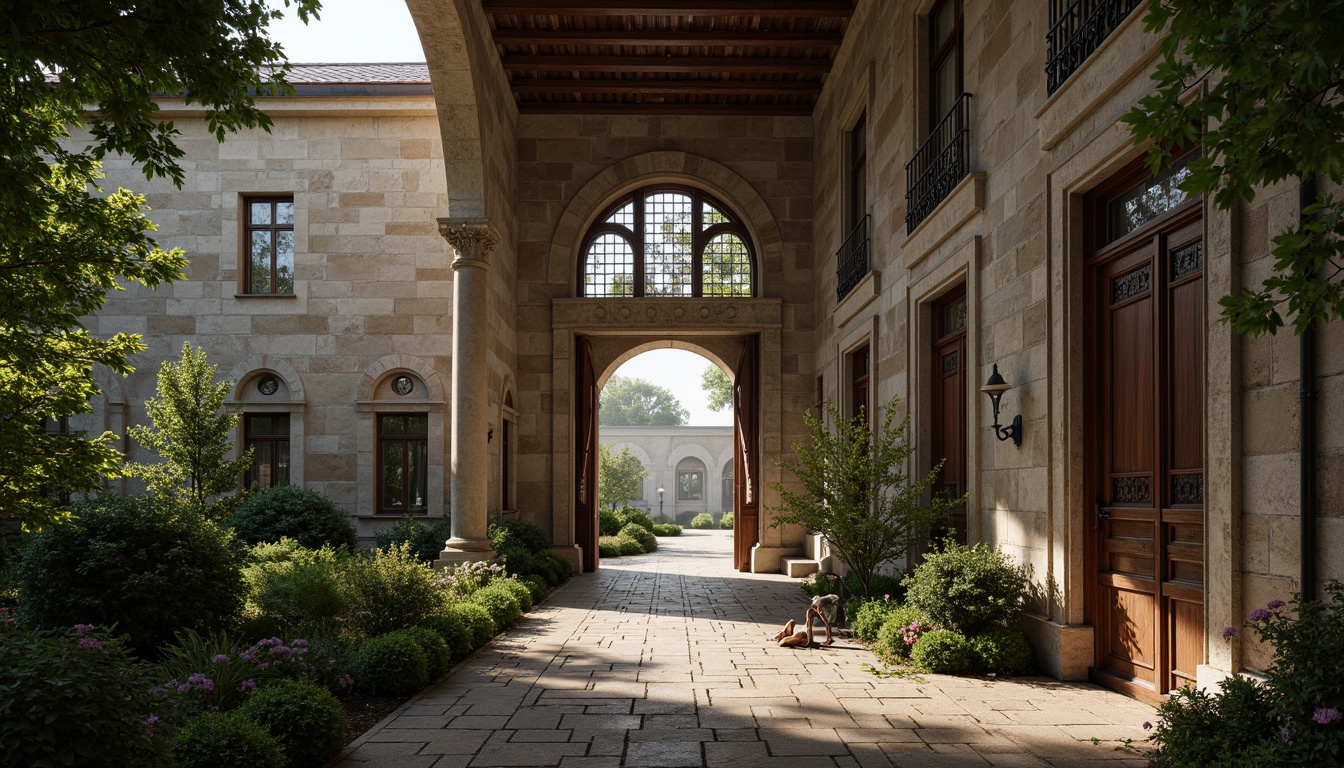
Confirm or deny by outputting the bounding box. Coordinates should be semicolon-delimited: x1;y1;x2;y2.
1088;202;1205;702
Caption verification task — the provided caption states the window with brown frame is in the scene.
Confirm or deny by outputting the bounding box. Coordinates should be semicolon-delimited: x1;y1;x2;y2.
929;0;963;133
848;114;868;234
378;414;428;513
244;414;290;491
243;196;295;295
676;457;706;501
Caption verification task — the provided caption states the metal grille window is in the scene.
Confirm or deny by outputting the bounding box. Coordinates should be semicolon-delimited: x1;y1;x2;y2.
244;414;290;490
580;186;754;298
836;214;870;301
906;93;972;234
244;197;295;295
378;414;428;513
1045;0;1143;95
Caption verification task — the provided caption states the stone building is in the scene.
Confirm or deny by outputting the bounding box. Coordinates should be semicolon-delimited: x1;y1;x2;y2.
600;426;735;525
84;1;1343;702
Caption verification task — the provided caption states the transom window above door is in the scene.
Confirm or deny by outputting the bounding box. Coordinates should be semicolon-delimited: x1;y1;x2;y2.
581;185;755;298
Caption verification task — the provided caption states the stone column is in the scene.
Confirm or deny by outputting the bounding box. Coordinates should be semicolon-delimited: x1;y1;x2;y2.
434;218;499;567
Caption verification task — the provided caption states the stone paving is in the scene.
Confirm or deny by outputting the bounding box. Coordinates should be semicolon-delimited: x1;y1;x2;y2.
334;530;1155;767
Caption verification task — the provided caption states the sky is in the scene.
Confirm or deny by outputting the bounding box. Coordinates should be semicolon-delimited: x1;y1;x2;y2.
268;2;728;426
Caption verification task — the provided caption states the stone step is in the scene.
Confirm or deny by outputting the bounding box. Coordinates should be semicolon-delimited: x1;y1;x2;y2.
780;557;821;578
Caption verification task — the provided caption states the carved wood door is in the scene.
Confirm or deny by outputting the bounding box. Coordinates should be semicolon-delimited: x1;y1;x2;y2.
932;288;968;544
1089;203;1205;702
733;336;759;571
575;336;599;572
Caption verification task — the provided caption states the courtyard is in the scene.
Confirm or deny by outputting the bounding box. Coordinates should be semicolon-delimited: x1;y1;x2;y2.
337;530;1153;768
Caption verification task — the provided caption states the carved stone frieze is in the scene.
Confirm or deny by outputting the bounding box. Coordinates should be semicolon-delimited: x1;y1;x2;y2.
437;218;500;264
551;298;783;330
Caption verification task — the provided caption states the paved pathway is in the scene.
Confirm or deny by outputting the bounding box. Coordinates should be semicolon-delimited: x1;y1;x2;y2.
335;530;1154;767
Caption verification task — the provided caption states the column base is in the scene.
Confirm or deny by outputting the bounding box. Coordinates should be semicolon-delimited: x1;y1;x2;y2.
1018;614;1095;680
431;539;496;570
550;544;584;574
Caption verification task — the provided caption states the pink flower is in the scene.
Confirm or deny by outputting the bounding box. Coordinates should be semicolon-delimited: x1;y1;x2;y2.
1313;707;1342;725
77;637;103;651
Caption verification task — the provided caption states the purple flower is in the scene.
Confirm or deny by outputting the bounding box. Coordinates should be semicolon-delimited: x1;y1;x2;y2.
73;624;95;635
186;673;215;693
242;651;255;662
1282;725;1295;744
1250;608;1272;622
338;675;355;690
1222;626;1236;639
1267;599;1286;609
77;637;103;651
1313;707;1342;726
1142;721;1152;730
883;593;891;602
210;653;229;663
145;714;160;738
238;679;257;693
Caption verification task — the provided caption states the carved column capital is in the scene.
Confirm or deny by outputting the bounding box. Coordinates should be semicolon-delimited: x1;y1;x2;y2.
438;218;500;267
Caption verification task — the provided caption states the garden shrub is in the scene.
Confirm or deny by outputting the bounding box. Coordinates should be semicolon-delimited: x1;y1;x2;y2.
341;542;447;636
447;602;496;648
599;509;622;536
243;539;347;632
237;678;347;768
616;535;645;556
598;536;623;558
1149;584;1344;767
469;582;522;629
374;515;453;564
970;626;1032;674
355;631;429;696
910;628;975;673
690;513;716;529
851;598;907;642
719;512;733;529
155;630;276;711
0;622;170;767
903;541;1027;634
489;518;551;555
614;506;654;532
296;628;359;694
522;574;549;602
872;605;929;660
652;523;682;537
539;550;576;583
801;570;906;602
438;559;508;599
227;485;358;552
400;626;453;679
16;494;246;655
420;612;471;660
618;522;657;553
496;578;535;612
171;711;283;768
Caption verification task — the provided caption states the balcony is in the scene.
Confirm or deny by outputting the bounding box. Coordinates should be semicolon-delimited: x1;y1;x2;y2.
1046;0;1143;95
835;214;869;302
905;93;971;235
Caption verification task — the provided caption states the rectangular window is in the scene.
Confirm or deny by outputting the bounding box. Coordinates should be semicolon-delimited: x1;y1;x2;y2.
244;414;290;490
378;414;428;513
244;196;295;295
678;470;704;501
848;114;867;233
849;344;870;424
929;0;963;132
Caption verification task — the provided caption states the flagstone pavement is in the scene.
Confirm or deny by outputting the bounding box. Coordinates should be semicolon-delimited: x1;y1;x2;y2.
333;530;1155;768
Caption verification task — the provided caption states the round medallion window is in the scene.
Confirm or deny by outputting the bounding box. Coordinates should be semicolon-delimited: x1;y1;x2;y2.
257;375;279;396
392;375;415;396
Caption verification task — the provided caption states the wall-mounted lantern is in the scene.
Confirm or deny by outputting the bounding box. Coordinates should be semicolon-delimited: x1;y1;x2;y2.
980;363;1022;446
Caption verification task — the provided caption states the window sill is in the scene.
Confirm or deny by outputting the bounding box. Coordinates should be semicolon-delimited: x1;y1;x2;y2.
235;293;298;299
834;270;880;328
355;513;442;521
902;172;985;270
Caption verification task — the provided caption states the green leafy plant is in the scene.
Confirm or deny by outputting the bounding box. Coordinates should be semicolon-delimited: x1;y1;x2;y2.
599;444;648;512
400;626;452;679
242;539;348;633
690;513;716;529
599;536;623;558
770;396;961;597
126;342;251;517
599;376;688;426
522;574;549;602
341;543;447;636
16;494;245;655
237;678;347;768
910;628;974;673
375;515;452;563
903;540;1028;635
355;631;429;696
438;559;509;599
970;626;1032;674
614;506;655;532
851;598;909;643
227;485;358;552
420;613;471;660
873;607;930;661
652;523;682;537
618;523;657;553
0;622;170;766
495;578;535;612
171;711;284;768
447;602;496;648
468;582;522;629
154;630;276;712
599;509;622;536
719;512;733;530
616;535;645;556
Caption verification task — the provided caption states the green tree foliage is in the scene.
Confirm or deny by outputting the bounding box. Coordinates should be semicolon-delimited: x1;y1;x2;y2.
598;443;647;512
1124;0;1344;335
0;0;320;531
599;375;689;426
127;343;251;515
700;365;733;412
769;396;961;598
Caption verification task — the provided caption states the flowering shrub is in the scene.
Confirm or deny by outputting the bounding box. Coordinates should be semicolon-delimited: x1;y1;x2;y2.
171;711;284;768
237;678;348;768
438;559;508;599
870;604;929;658
152;631;322;715
1149;582;1344;766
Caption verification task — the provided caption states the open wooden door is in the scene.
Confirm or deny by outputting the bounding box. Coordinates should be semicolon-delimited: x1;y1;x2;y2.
733;337;759;571
575;337;599;572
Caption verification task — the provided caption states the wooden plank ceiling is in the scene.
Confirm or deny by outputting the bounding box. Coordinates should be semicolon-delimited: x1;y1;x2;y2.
481;0;855;114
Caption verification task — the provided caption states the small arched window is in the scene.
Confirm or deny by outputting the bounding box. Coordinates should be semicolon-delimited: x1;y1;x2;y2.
581;185;754;298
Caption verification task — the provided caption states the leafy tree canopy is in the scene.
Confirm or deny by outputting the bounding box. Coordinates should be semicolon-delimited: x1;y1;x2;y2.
1124;0;1344;335
598;443;647;512
700;365;733;412
0;0;319;530
599;376;689;426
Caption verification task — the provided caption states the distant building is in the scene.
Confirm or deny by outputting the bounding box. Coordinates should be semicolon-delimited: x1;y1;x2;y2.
600;426;733;525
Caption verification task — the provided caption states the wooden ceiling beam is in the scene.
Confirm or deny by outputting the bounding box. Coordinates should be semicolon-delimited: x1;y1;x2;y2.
510;79;822;96
518;101;815;115
501;54;834;74
491;28;844;47
483;1;855;17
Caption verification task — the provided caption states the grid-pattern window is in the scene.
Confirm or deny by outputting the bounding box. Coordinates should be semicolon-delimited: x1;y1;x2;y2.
677;457;706;501
581;186;754;298
244;414;290;490
378;414;428;513
244;197;295;295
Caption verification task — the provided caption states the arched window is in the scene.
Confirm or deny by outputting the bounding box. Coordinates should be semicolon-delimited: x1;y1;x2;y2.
677;457;706;501
581;185;754;298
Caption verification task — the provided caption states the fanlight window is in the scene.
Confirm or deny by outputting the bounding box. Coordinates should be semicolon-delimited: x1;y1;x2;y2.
582;186;754;298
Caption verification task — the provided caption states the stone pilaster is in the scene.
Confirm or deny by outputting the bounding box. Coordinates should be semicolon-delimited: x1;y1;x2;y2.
434;218;500;568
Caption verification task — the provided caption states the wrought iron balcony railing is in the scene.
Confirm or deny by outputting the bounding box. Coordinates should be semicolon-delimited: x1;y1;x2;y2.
835;213;870;302
1045;0;1143;95
905;93;971;235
